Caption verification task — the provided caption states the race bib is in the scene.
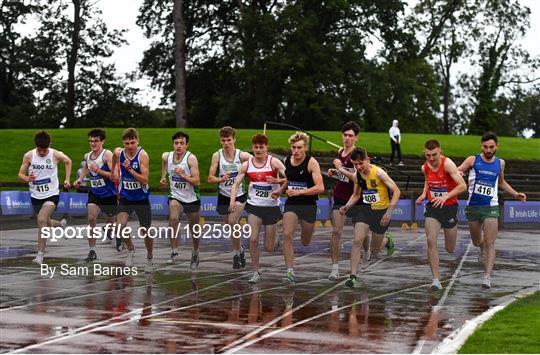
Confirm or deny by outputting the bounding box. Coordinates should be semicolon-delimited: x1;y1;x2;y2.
171;175;187;189
288;181;307;191
32;178;53;193
430;186;448;199
222;172;238;187
253;184;271;198
362;189;380;204
122;180;141;190
90;178;105;188
474;183;495;197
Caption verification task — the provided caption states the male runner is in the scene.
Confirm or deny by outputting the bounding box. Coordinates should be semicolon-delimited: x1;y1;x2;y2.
339;147;399;288
112;128;153;272
160;131;202;269
280;132;324;284
327;121;370;280
207;126;252;269
416;140;466;291
458;131;526;288
18;130;71;265
74;128;118;262
229;134;287;283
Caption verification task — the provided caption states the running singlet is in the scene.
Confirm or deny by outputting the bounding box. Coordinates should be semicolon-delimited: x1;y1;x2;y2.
467;154;500;207
357;165;390;210
246;156;279;207
167;151;200;203
333;148;356;200
284;154;317;205
119;147;149;201
86;149;116;198
424;156;458;205
28;148;59;199
218;148;245;197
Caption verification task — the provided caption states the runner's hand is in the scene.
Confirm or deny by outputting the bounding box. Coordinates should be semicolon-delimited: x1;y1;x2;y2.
228;203;236;213
89;162;99;173
431;196;447;208
271;190;280;199
160;177;167;188
333;159;343;170
416;194;425;206
73;179;81;189
63;180;71;190
266;176;279;184
286;189;302;197
327;168;337;177
339;206;348;215
516;192;527;202
381;212;392;227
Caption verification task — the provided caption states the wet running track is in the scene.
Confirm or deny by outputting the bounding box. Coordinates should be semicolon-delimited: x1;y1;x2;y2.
1;221;538;353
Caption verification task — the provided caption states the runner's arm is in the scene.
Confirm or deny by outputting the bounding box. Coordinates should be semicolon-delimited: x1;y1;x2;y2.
128;150;149;185
498;159;526;202
183;154;201;186
229;162;247;211
17;152;33;183
342;174;362;211
207;152;224;183
300;157;325;196
160;152;168;187
55;150;72;189
457;156;475;175
74;153;90;188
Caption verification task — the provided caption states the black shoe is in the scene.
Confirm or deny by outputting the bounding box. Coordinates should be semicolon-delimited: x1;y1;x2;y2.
115;237;124;252
344;274;358;288
233;254;241;269
239;250;246;268
85;250;97;263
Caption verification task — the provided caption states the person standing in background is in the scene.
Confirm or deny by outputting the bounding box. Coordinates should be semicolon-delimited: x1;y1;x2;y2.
389;120;404;166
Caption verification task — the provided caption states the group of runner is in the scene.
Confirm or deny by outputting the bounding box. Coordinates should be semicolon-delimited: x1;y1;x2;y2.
18;124;526;289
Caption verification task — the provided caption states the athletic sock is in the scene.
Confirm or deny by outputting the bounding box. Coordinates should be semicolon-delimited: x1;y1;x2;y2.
332;263;339;270
287;268;294;275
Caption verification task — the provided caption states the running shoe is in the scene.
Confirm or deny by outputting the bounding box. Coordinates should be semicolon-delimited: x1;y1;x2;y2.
482;275;491;289
248;272;261;284
239;249;246;268
125;249;135;267
345;274;359;288
430;278;442;291
32;253;44;265
385;232;395;256
60;218;67;228
328;268;340;281
85;250;97;263
166;251;179;264
115;236;124;252
190;250;200;269
283;270;295;285
233;254;241;269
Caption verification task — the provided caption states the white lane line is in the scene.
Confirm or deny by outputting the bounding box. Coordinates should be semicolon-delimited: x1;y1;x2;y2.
224;281;433;354
219;233;427;353
412;241;472;354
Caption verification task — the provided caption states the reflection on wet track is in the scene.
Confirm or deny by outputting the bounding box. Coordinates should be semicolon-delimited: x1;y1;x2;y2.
1;221;538;353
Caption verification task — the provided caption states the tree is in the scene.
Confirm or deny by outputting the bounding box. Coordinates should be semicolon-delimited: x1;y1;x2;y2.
173;0;186;127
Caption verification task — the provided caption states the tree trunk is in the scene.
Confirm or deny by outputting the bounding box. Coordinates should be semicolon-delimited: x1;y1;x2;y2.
66;0;81;126
442;60;451;134
173;0;186;128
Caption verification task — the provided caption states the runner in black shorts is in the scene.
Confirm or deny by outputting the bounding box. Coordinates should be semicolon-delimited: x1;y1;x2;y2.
74;128;118;261
229;134;287;283
277;132;324;285
340;147;400;288
113;128;153;272
207;126;252;268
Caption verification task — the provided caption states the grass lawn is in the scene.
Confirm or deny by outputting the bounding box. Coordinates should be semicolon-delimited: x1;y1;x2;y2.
458;291;540;353
1;128;539;191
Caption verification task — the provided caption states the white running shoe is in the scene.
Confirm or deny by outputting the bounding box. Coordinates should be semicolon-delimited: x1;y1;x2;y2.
32;253;44;265
482;275;491;289
328;268;340;281
430;278;442;291
145;259;154;273
248;272;261;284
125;249;135;267
60;218;67;228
